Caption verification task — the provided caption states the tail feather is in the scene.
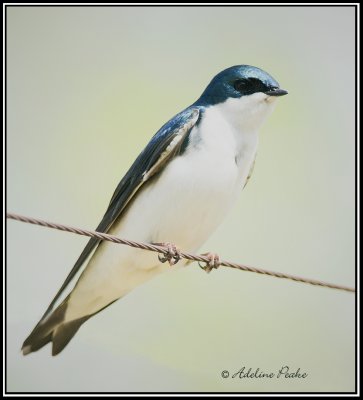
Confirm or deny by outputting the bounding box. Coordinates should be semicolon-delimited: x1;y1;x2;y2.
22;332;53;355
23;297;120;356
22;296;89;356
51;317;89;356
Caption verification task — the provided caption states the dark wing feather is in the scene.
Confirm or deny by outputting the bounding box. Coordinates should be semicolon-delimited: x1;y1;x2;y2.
41;107;200;319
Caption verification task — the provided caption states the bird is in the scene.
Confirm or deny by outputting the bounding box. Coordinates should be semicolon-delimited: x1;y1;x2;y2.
22;65;288;356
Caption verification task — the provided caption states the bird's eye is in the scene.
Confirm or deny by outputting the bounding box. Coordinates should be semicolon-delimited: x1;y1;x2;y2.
233;78;266;95
233;79;248;92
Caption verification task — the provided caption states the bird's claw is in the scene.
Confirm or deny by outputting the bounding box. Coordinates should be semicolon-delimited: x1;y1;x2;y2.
198;252;221;273
154;242;181;266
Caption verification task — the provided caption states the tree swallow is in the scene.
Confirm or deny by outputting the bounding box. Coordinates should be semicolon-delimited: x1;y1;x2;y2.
22;65;287;355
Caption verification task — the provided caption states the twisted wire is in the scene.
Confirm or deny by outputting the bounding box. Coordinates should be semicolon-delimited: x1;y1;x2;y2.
7;212;355;293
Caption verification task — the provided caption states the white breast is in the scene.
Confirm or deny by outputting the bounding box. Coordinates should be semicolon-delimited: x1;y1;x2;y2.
112;97;266;253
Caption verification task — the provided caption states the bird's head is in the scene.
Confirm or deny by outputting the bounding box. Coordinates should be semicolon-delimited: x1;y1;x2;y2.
195;65;288;131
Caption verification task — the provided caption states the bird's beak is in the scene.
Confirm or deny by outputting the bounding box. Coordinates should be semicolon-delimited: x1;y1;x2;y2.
265;88;288;97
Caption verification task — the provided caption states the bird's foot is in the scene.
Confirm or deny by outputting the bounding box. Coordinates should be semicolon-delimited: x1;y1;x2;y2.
154;242;181;266
198;252;221;274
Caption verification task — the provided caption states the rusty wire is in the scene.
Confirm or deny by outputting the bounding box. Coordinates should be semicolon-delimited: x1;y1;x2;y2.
6;212;355;293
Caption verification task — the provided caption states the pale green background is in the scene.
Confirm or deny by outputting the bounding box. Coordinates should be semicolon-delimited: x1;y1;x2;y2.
7;6;355;393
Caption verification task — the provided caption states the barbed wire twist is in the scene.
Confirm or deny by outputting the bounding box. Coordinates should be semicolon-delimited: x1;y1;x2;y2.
6;212;355;293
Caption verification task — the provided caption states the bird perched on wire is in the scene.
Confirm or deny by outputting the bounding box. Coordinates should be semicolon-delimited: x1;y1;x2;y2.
22;65;288;355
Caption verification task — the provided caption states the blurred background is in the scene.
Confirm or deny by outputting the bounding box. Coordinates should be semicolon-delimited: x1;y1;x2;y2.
7;6;355;393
